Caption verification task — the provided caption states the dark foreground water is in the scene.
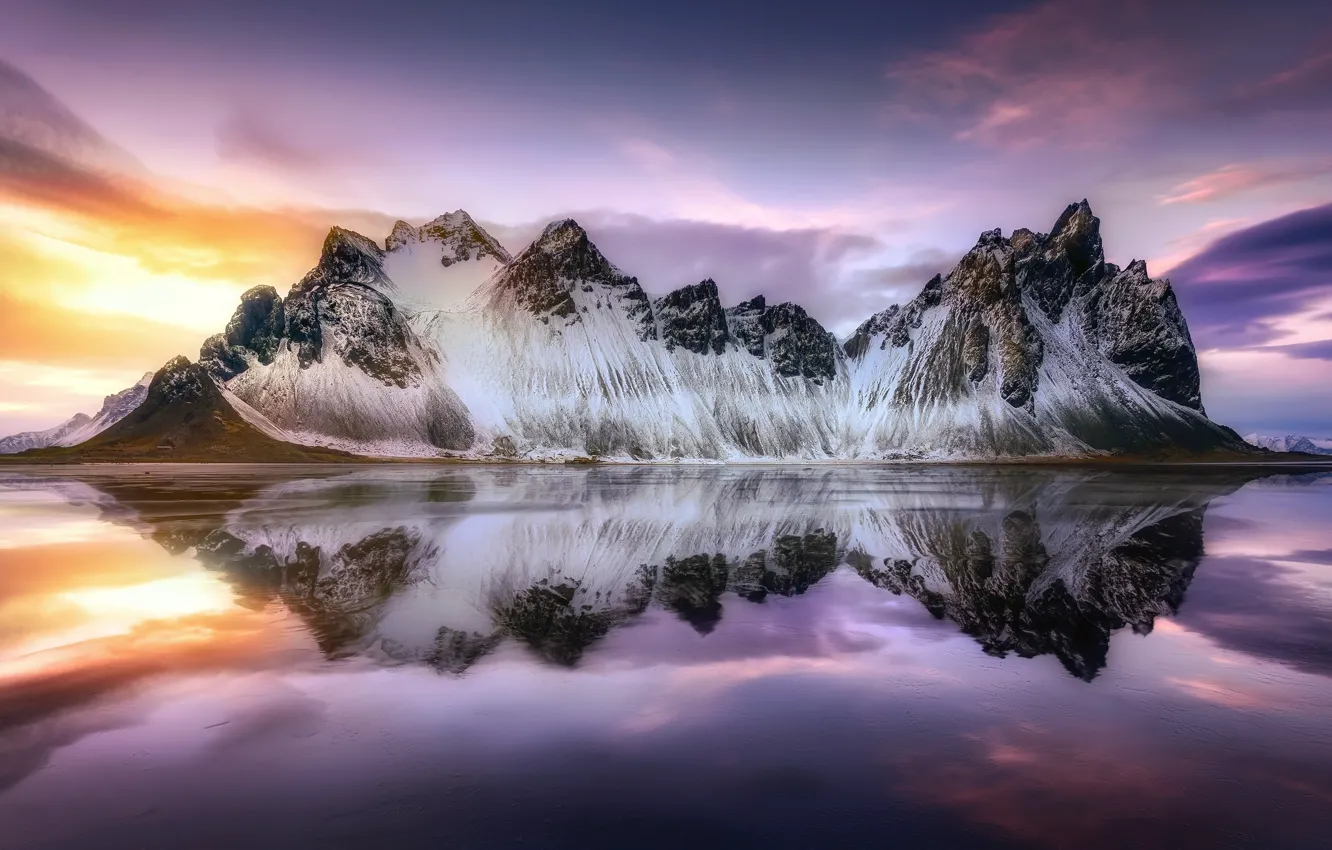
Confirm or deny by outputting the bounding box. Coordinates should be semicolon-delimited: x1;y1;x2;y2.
1;464;1330;850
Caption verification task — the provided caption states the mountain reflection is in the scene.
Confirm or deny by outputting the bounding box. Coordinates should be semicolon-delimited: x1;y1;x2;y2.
11;465;1272;679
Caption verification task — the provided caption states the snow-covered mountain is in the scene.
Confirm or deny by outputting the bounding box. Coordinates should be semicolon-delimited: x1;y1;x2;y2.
8;200;1257;462
0;373;151;454
191;200;1246;461
1245;434;1332;456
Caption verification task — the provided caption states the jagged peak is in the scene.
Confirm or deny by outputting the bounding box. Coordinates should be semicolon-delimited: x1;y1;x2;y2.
239;284;280;303
1045;198;1104;274
658;278;721;303
535;218;587;249
387;219;416;248
729;294;767;314
323;226;384;260
424;209;476;229
388;209;511;263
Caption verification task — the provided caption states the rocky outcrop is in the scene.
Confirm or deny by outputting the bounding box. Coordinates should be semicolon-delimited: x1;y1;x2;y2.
202;228;425;389
200;285;285;381
720;296;840;382
653;279;729;355
724;295;769;357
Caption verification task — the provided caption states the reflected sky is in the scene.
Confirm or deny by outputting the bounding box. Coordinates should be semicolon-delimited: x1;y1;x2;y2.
1;465;1330;849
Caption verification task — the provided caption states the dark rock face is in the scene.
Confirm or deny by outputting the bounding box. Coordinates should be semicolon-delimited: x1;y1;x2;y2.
290;280;419;388
1014;200;1106;322
203;227;424;389
493;219;656;341
725;295;769;357
149;355;221;407
1080;260;1203;411
720;296;839;382
763;303;840;382
653;279;729;355
200;285;285;381
315;226;390;289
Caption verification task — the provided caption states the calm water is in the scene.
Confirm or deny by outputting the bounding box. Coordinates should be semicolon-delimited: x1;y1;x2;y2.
1;464;1330;850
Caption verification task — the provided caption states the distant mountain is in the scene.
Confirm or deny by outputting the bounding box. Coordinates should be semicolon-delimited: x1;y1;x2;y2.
9;200;1258;462
1245;434;1332;456
0;373;151;454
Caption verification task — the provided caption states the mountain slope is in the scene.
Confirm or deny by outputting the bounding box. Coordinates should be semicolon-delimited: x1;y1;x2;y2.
0;372;152;454
20;357;358;462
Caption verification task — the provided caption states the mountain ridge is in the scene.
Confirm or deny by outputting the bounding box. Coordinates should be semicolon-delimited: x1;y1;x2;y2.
3;201;1274;462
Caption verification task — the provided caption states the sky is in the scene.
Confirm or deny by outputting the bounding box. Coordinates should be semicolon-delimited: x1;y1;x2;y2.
0;0;1329;436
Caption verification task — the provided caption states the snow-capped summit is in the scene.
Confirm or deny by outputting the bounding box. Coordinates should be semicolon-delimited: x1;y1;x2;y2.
386;209;511;265
1245;434;1332;455
382;209;510;310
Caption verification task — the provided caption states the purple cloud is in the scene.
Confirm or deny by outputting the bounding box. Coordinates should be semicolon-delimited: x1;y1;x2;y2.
1271;339;1332;362
484;213;938;332
1168;202;1332;350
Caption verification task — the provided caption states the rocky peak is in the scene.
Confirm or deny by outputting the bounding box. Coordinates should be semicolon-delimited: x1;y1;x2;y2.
653;279;730;355
718;296;839;382
386;220;416;251
1016;199;1106;320
762;303;840;383
1046;199;1104;276
386;209;512;265
149;356;219;407
490;218;655;340
201;285;286;382
302;226;392;294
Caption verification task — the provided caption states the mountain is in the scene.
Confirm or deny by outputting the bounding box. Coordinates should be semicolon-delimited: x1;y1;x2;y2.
381;210;513;311
0;372;151;454
1245;434;1332;456
19;356;357;462
11;200;1260;462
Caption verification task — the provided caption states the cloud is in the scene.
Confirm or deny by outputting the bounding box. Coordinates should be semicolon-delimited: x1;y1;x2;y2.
884;0;1174;150
1174;552;1332;677
1222;48;1332;115
1270;339;1332;361
1157;159;1332;205
535;212;936;333
215;111;327;171
1168;202;1332;350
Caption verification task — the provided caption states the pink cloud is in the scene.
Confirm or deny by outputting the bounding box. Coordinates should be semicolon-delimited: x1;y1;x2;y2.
885;0;1177;150
1158;159;1332;205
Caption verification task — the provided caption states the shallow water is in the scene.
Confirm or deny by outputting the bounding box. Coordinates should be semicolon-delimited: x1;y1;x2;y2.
1;464;1330;849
